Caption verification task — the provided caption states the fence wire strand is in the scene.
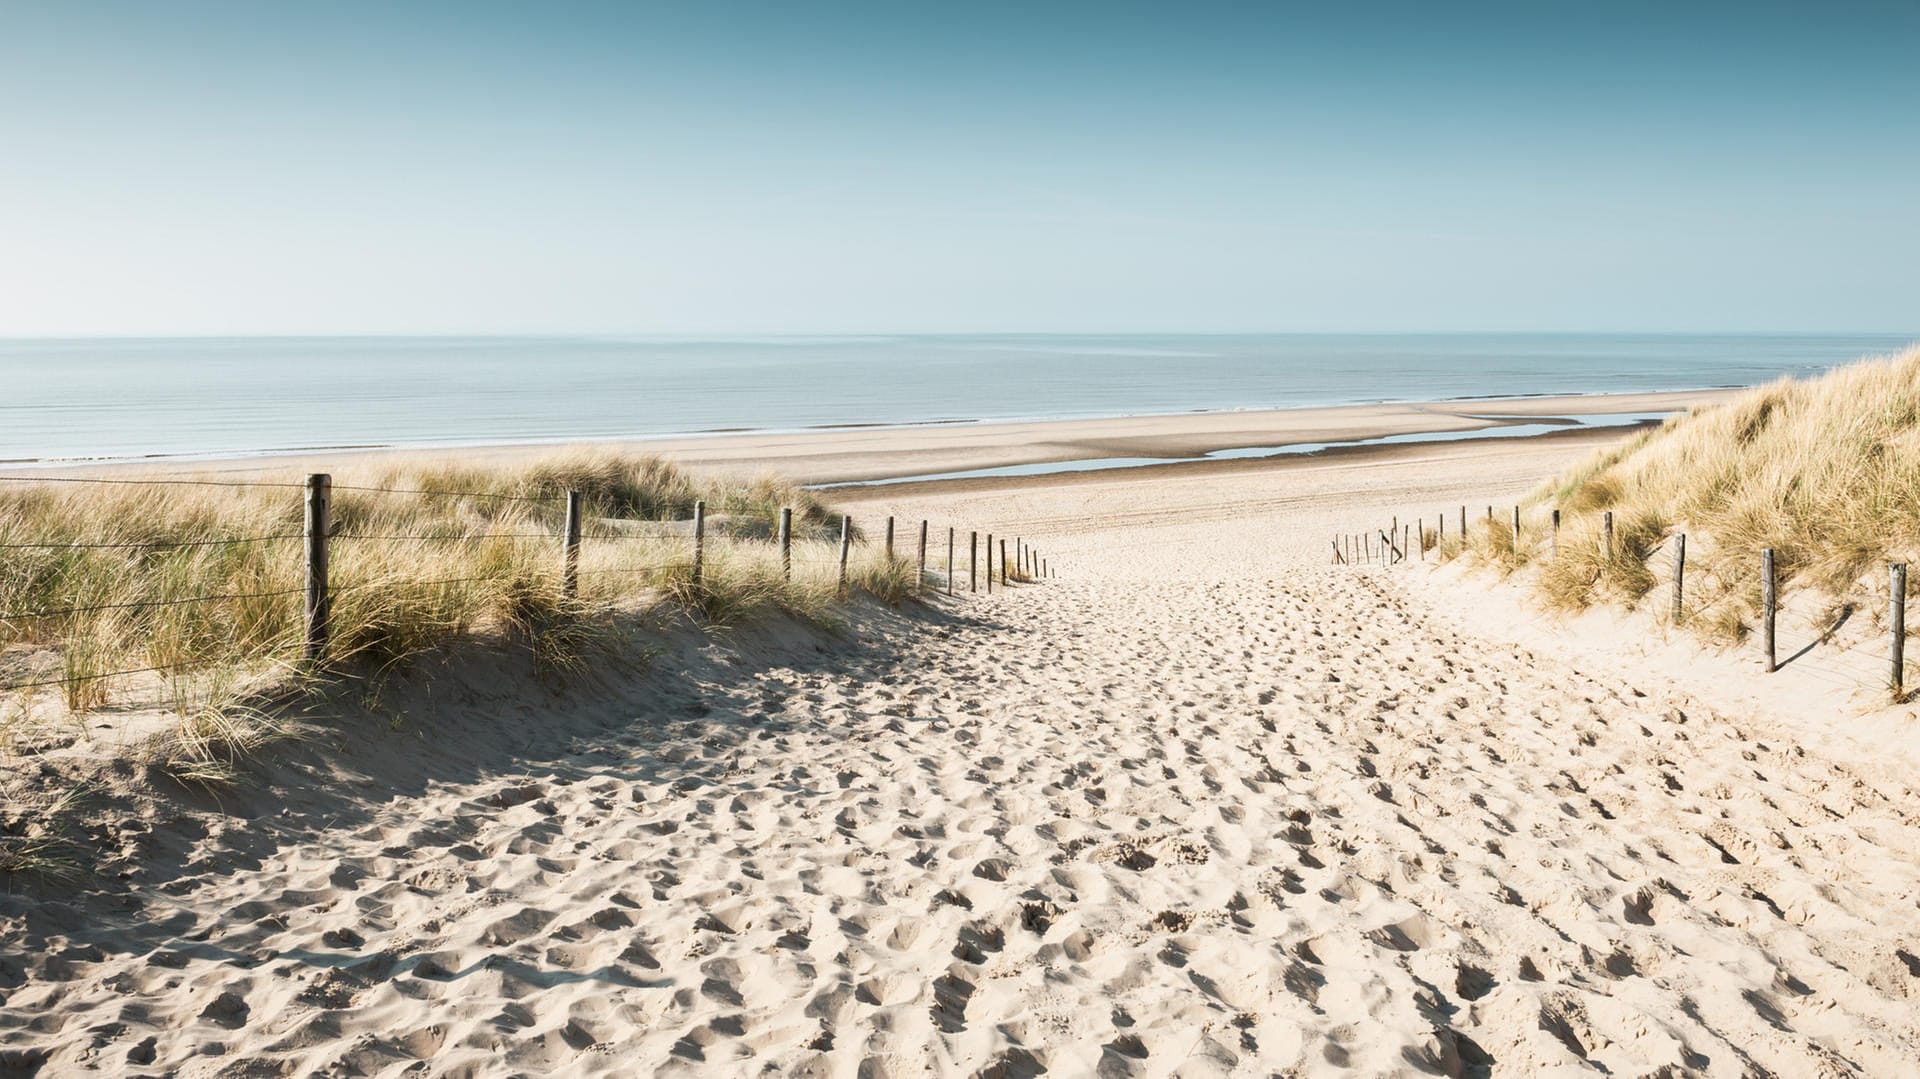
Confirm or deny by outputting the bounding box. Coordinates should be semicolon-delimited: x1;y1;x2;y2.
328;483;553;503
0;475;307;490
2;662;193;693
330;532;558;542
0;534;304;551
0;588;306;624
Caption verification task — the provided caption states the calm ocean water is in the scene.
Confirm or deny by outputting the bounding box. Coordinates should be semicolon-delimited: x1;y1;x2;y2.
0;333;1910;464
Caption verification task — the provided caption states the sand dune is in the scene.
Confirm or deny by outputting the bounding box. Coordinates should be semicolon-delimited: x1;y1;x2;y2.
5;428;1919;1076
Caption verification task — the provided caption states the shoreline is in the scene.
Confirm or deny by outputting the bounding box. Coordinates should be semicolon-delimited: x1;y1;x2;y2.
0;386;1735;487
0;382;1747;470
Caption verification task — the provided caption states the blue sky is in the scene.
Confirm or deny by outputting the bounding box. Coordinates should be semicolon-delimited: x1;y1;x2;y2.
0;1;1914;335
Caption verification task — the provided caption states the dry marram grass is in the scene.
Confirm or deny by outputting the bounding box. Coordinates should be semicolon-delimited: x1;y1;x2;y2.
1444;346;1920;639
0;451;921;785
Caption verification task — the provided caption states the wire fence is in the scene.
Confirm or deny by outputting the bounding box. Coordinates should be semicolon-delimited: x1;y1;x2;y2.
0;471;1060;707
1331;503;1915;704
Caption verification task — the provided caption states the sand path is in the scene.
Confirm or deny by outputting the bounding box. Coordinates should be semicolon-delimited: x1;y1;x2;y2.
7;548;1920;1076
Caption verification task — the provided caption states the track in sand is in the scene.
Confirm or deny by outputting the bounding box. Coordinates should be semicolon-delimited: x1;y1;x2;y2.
6;555;1920;1076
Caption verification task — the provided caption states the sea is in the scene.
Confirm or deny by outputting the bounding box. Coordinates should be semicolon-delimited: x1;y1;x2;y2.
0;333;1910;465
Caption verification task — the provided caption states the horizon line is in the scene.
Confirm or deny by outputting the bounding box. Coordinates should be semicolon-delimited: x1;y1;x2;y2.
2;329;1917;343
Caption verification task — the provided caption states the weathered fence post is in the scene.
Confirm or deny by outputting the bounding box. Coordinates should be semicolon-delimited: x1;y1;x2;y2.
985;532;993;594
562;489;583;596
304;473;331;664
691;499;706;587
1670;532;1685;622
885;516;895;560
1511;506;1520;547
917;519;928;590
946;527;955;596
1000;539;1009;585
837;514;851;592
1551;509;1561;558
1761;547;1777;673
1602;511;1614;563
1458;506;1466;536
970;530;978;592
1891;563;1907;702
778;507;792;582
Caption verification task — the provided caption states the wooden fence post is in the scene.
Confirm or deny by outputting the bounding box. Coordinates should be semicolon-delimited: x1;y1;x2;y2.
691;499;706;587
1380;529;1405;564
1459;506;1466;536
562;489;582;596
1511;506;1520;546
1761;547;1776;673
778;507;792;582
917;520;928;590
837;514;851;593
947;527;955;596
1891;563;1907;702
970;530;978;592
1671;532;1686;622
304;473;331;664
1000;539;1009;586
1602;511;1614;562
1551;509;1560;558
985;533;993;594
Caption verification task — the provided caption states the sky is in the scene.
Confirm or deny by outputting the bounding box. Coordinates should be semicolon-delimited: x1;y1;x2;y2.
0;1;1915;336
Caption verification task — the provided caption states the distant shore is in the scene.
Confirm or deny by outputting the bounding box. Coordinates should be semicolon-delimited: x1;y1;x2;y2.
3;386;1736;488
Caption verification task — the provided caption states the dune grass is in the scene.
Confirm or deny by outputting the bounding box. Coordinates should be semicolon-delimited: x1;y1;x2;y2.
1442;345;1920;640
0;451;913;784
0;782;88;881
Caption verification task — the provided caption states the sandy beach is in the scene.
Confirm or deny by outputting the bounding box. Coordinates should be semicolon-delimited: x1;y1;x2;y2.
1;388;1734;487
6;397;1920;1077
